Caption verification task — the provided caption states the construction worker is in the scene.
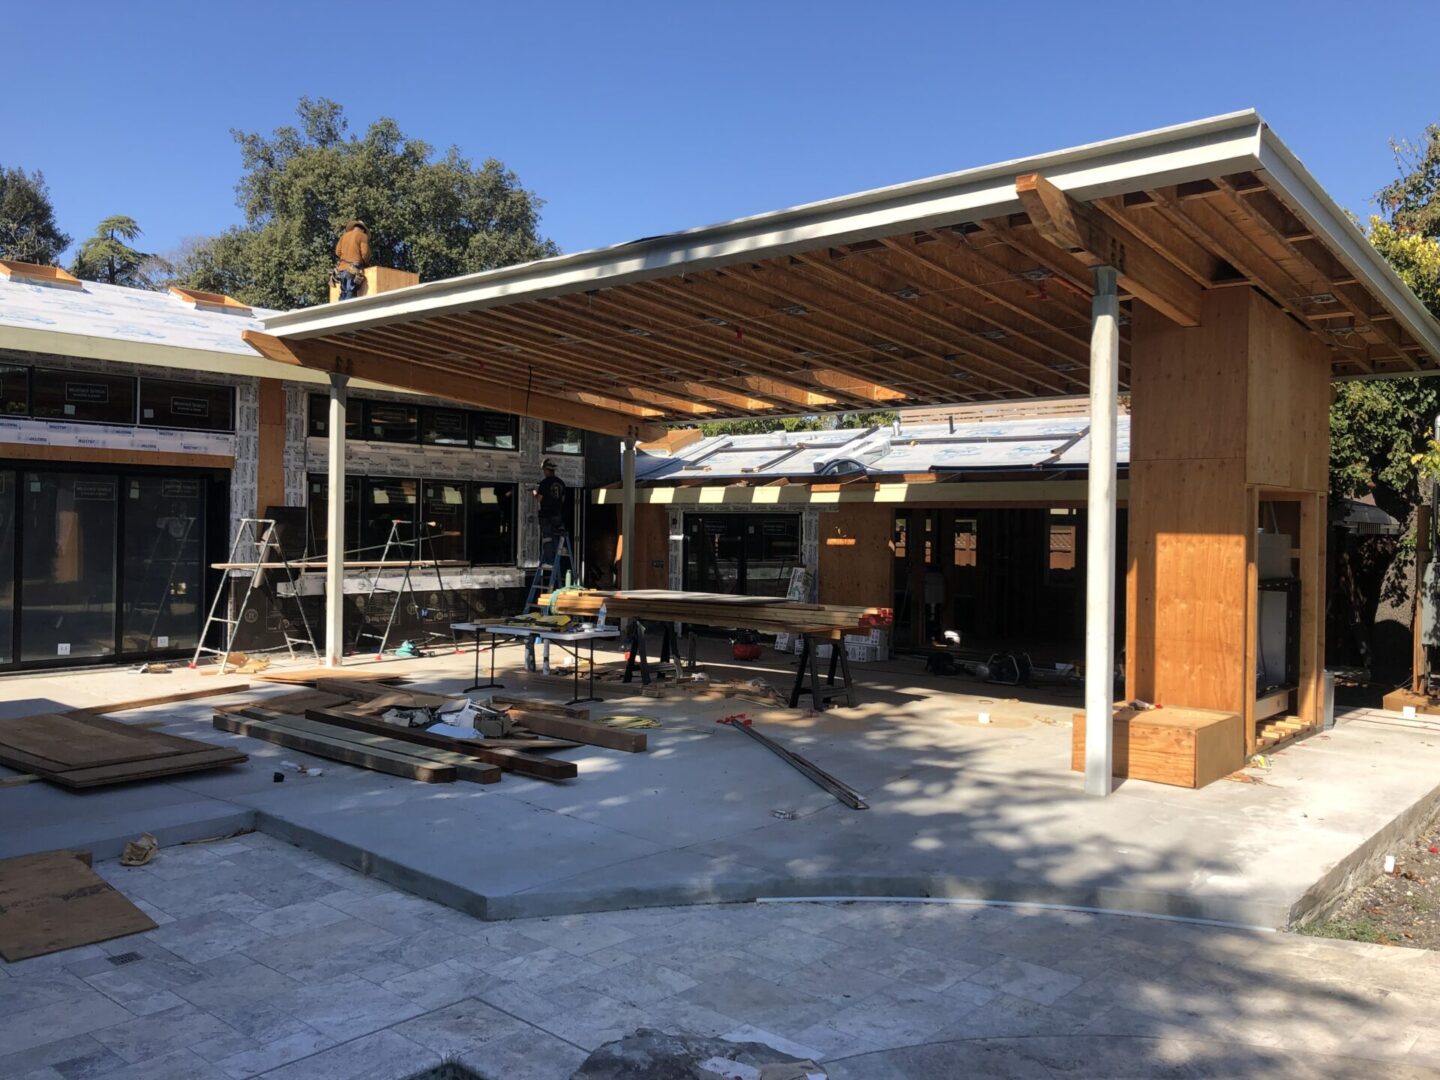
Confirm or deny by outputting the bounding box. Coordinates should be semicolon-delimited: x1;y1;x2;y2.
533;458;567;566
334;219;370;300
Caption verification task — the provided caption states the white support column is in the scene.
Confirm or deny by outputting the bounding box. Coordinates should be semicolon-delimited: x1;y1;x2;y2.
324;373;348;667
1085;266;1120;796
620;435;636;591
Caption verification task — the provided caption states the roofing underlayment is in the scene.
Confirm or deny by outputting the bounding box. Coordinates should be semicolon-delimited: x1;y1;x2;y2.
0;275;273;357
637;416;1132;481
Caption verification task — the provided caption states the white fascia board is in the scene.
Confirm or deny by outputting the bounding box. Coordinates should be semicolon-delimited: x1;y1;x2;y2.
1255;127;1440;365
264;112;1266;340
0;325;431;394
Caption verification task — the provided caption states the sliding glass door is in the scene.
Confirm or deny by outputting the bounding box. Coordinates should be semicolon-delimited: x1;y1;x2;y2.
20;472;119;661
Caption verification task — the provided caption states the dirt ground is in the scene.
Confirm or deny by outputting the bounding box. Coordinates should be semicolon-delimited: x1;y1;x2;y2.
1303;804;1440;949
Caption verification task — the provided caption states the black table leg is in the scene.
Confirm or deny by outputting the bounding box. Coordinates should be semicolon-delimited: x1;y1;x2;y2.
469;630;504;691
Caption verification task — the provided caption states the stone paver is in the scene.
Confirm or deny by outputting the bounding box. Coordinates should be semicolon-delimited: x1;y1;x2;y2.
2;833;1440;1079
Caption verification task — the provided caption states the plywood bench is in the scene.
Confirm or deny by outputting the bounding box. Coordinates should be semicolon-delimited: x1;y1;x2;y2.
1071;704;1243;789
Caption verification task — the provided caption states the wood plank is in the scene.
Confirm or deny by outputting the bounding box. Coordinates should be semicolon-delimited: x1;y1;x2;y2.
0;850;157;962
242;711;501;784
257;669;406;687
212;713;455;783
51;747;248;789
504;708;647;753
300;708;575;781
61;683;253;717
0;714;171;769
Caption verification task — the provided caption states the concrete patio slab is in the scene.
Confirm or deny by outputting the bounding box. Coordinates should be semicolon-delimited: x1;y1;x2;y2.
3;646;1439;929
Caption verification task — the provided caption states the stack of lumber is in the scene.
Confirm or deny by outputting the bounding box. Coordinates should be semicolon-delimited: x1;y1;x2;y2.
0;689;250;789
536;589;891;636
1256;714;1318;749
212;679;649;785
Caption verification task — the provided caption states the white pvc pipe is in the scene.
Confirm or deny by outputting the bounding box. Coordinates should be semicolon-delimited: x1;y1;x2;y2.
324;373;348;666
754;895;1275;933
1085;266;1120;796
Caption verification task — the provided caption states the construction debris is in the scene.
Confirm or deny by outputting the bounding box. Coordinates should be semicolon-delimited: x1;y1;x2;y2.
120;833;159;866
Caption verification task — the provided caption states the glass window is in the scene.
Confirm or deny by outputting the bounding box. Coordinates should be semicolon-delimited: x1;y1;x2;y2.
0;365;28;416
307;392;361;439
1047;509;1078;586
306;475;359;559
421;481;467;561
542;422;584;455
30;369;135;424
470;410;518;451
361;477;419;557
468;483;516;565
0;471;13;662
139;379;234;432
121;476;204;651
20;472;117;660
365;403;419;444
421;407;471;447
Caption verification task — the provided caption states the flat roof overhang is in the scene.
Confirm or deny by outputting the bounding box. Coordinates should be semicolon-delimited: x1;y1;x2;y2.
247;110;1440;439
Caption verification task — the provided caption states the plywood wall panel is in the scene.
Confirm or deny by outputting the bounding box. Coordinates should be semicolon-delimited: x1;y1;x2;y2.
818;505;893;608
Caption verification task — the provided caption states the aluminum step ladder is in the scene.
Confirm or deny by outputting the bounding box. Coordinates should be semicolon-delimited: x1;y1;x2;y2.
190;518;319;672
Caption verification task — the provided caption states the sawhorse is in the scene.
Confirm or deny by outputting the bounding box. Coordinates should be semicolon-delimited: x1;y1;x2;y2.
789;633;858;711
621;619;684;685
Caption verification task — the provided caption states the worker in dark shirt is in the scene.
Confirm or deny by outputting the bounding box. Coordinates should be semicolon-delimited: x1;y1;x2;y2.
533;458;567;566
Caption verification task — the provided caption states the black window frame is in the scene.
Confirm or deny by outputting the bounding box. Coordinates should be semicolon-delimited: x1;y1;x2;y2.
30;367;137;425
542;422;585;456
470;410;519;452
420;406;472;448
138;378;236;433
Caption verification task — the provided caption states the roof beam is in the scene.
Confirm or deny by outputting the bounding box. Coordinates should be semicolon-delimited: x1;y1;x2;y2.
1015;173;1203;326
242;330;666;441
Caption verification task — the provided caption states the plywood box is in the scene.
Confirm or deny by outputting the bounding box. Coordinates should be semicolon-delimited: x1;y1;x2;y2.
1071;704;1243;789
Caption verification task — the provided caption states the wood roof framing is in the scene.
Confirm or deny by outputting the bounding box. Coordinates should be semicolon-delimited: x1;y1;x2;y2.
257;113;1440;428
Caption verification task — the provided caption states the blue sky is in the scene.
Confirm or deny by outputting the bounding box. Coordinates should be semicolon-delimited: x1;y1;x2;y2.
3;2;1435;264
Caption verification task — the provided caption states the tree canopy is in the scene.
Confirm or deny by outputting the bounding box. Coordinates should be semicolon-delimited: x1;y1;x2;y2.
69;215;166;288
0;166;70;265
697;411;897;437
172;97;558;310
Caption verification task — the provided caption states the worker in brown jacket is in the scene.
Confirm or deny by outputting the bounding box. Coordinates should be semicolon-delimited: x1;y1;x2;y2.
334;220;370;300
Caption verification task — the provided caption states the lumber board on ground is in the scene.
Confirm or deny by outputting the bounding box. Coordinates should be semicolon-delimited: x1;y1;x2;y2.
302;707;575;781
212;713;455;783
256;669;407;687
51;749;249;789
216;690;352;716
0;850;156;961
504;708;647;752
241;711;501;784
58;684;253;717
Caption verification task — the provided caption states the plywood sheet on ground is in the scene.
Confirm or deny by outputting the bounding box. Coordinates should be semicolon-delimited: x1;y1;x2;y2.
0;850;156;961
0;711;247;789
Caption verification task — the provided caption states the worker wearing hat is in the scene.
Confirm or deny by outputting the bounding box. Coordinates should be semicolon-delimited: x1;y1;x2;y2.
533;458;568;566
334;219;370;300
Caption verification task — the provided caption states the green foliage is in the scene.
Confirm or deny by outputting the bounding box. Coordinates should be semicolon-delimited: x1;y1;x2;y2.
69;215;168;289
697;410;897;437
1378;124;1440;238
171;97;558;310
0;166;70;264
